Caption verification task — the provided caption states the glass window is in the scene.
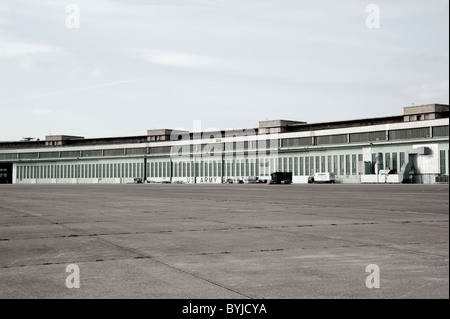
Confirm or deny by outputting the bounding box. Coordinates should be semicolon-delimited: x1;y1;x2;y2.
340;155;345;175
440;151;446;174
352;154;357;175
299;157;304;176
346;155;350;175
231;160;235;177
333;155;338;174
305;157;310;176
385;153;391;170
321;156;326;173
392;153;398;173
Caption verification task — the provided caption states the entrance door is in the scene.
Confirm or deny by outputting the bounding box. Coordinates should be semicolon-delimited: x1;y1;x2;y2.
0;163;13;184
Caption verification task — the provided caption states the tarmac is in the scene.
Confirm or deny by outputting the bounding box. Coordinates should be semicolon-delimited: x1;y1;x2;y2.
0;183;448;299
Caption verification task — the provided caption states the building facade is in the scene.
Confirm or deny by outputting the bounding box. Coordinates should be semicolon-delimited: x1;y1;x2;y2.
0;104;448;185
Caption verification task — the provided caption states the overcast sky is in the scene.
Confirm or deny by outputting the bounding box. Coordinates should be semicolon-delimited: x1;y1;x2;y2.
0;0;448;141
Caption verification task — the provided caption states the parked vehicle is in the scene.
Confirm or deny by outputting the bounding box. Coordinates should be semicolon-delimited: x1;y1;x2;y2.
312;172;336;184
133;178;143;184
270;172;292;184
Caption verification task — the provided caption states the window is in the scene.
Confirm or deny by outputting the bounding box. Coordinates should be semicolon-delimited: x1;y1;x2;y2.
392;153;398;173
103;149;124;157
321;156;326;173
82;150;103;157
0;153;17;160
305;157;310;176
385;153;391;170
127;148;147;156
199;161;203;177
440;151;447;174
61;151;80;158
352;155;357;175
294;158;299;176
40;152;59;159
346;155;350;175
20;153;39;160
340;155;345;175
310;157;315;174
333;155;338;174
315;156;320;173
433;126;449;137
327;156;332;173
316;134;347;145
389;127;430;140
299;157;304;176
281;137;311;147
349;131;386;143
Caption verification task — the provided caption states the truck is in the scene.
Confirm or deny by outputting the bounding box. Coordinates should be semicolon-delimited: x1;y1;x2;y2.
311;172;336;184
270;172;293;184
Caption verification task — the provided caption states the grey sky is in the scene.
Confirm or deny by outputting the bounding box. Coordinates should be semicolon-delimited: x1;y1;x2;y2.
0;0;448;141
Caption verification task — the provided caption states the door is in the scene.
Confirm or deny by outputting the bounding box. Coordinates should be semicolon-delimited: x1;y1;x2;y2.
0;163;13;184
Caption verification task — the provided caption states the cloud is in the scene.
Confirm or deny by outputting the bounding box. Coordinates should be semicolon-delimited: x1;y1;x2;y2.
125;48;221;69
0;40;61;58
400;81;449;102
33;108;52;115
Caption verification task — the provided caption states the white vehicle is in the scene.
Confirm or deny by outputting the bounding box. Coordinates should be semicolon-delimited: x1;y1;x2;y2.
313;172;336;184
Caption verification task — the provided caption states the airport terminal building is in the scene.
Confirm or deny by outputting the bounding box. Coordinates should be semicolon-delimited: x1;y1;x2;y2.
0;104;448;185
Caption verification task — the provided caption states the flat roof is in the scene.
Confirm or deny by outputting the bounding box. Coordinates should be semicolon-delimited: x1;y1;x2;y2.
1;104;448;149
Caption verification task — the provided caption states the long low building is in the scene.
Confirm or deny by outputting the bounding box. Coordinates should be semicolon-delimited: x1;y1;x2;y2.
0;103;448;185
